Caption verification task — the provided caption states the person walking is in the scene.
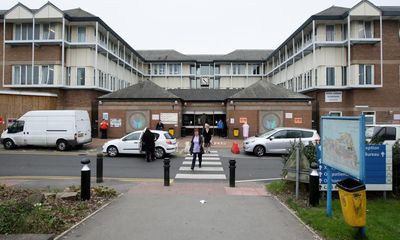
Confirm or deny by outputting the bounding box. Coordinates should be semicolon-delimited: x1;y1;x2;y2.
141;128;155;162
203;123;213;153
242;121;250;139
156;120;164;131
189;128;204;170
99;119;109;139
217;119;224;137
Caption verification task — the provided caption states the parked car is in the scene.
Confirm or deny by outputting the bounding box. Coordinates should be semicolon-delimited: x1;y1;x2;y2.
243;127;320;156
102;130;176;158
368;124;400;145
1;110;91;151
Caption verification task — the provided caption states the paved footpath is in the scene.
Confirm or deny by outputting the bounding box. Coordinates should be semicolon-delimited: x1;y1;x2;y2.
60;181;319;240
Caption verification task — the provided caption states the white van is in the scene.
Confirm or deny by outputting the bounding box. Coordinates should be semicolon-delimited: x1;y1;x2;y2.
1;110;91;151
369;124;400;145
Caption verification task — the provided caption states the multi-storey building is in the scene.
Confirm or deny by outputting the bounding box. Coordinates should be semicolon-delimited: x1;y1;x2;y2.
265;0;400;127
138;49;270;89
0;2;145;126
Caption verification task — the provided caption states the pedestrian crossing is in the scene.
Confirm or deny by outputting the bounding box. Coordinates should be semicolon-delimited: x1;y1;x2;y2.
175;150;227;180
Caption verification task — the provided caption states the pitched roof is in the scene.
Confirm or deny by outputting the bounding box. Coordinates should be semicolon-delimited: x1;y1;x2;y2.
137;50;194;62
99;80;179;100
229;80;311;100
315;6;349;16
169;89;241;101
64;8;97;18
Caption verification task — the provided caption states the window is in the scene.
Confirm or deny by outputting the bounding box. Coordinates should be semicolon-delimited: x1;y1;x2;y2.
13;66;21;84
213;78;220;89
326;25;335;41
371;127;396;143
287;130;302;138
153;64;165;75
77;67;85;86
124;132;141;141
8;120;24;134
42;23;56;40
315;69;318;86
66;67;71;86
34;24;40;40
214;65;220;75
78;26;86;42
341;66;347;86
14;23;33;40
359;64;373;85
358;21;373;38
41;65;54;84
329;111;342;116
232;64;246;75
342;24;348;40
326;67;335;86
272;130;287;139
33;66;39;84
249;64;260;75
363;112;375;125
164;133;174;139
168;64;181;75
302;131;314;138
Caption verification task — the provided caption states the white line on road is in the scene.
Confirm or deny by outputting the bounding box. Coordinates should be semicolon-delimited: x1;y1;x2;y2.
186;154;219;157
175;174;227;180
235;178;282;183
182;161;221;166
184;157;220;161
179;166;224;172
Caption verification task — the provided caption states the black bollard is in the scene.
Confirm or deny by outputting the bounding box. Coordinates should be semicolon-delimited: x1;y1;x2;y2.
164;158;170;186
309;161;320;206
229;159;236;188
81;158;91;201
96;153;103;183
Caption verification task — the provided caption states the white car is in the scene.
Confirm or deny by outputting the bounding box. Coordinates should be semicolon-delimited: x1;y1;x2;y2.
243;127;320;156
102;130;176;158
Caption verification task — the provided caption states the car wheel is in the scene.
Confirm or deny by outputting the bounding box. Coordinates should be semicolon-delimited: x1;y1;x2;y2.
155;147;165;159
107;146;119;157
56;140;69;151
253;145;265;157
3;139;15;150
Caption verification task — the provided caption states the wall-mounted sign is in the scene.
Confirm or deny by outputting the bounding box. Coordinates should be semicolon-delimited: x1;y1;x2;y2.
230;118;235;124
394;114;400;120
294;118;302;124
325;91;342;103
160;113;178;124
0;117;4;125
285;113;293;119
239;117;247;123
102;112;109;120
152;114;160;120
110;118;121;128
200;77;209;86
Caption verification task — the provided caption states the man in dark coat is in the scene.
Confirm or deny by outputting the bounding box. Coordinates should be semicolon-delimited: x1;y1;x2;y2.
156;120;164;131
141;128;155;162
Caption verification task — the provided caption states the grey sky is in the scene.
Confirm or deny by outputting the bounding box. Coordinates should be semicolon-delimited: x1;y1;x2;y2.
2;0;399;54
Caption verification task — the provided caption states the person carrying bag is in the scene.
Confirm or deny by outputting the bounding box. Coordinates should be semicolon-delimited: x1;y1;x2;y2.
189;128;204;170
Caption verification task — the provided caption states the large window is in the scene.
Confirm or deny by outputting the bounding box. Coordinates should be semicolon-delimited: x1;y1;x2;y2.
153;64;165;75
78;26;86;42
77;67;85;86
13;65;53;85
326;67;335;86
168;64;181;75
358;21;373;38
14;23;33;40
249;64;260;75
232;64;246;75
359;64;373;85
326;25;335;41
42;23;56;40
363;112;375;125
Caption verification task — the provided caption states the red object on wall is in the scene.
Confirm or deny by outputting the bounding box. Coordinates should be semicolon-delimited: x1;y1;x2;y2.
0;117;4;125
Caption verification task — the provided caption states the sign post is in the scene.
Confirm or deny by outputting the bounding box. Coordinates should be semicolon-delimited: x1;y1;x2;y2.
320;115;366;217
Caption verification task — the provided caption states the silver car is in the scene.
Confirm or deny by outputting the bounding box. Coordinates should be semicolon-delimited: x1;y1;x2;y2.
243;127;320;156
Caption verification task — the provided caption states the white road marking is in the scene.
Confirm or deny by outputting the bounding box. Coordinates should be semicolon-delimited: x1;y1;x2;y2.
185;157;220;161
182;161;222;166
179;166;224;172
235;178;282;183
186;154;219;157
175;174;227;180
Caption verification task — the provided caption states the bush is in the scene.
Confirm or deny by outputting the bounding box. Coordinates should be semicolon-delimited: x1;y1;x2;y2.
282;141;317;166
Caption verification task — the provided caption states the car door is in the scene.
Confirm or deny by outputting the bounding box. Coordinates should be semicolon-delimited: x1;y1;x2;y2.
25;116;47;146
266;130;288;153
6;120;26;145
301;130;315;145
119;131;142;154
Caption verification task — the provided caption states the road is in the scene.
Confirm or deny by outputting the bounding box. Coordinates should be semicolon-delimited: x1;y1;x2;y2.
0;149;283;182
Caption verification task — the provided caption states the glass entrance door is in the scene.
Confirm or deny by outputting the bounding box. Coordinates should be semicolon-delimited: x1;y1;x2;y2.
182;111;225;136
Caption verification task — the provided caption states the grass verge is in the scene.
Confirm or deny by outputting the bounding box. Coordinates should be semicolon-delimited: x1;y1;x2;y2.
267;180;400;240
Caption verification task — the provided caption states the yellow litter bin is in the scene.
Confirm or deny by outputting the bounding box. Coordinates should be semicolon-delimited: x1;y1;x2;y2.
168;128;175;136
336;178;367;227
233;128;239;137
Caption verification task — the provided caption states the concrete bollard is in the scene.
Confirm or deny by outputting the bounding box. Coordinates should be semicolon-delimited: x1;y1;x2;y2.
229;159;236;188
81;158;91;201
309;161;320;206
164;158;170;186
96;153;103;183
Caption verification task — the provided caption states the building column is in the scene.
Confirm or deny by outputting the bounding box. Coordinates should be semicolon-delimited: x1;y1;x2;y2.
61;18;65;85
380;15;383;86
32;18;35;85
94;22;98;88
347;16;351;86
312;20;316;87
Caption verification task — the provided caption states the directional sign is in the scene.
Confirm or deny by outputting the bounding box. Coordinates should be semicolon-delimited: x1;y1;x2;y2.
318;144;392;191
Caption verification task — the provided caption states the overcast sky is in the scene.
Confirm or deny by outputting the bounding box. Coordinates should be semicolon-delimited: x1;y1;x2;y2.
2;0;399;54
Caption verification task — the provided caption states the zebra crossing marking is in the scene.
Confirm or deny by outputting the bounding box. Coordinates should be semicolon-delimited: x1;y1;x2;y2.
179;166;224;172
182;161;221;166
175;174;227;180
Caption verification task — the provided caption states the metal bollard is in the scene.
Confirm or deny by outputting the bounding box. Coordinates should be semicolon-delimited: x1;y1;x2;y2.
309;161;320;206
96;153;103;183
81;158;91;201
229;159;236;188
164;158;170;186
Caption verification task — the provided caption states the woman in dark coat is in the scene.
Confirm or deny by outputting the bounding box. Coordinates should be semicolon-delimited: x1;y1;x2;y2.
142;128;155;162
189;128;204;170
202;123;213;153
